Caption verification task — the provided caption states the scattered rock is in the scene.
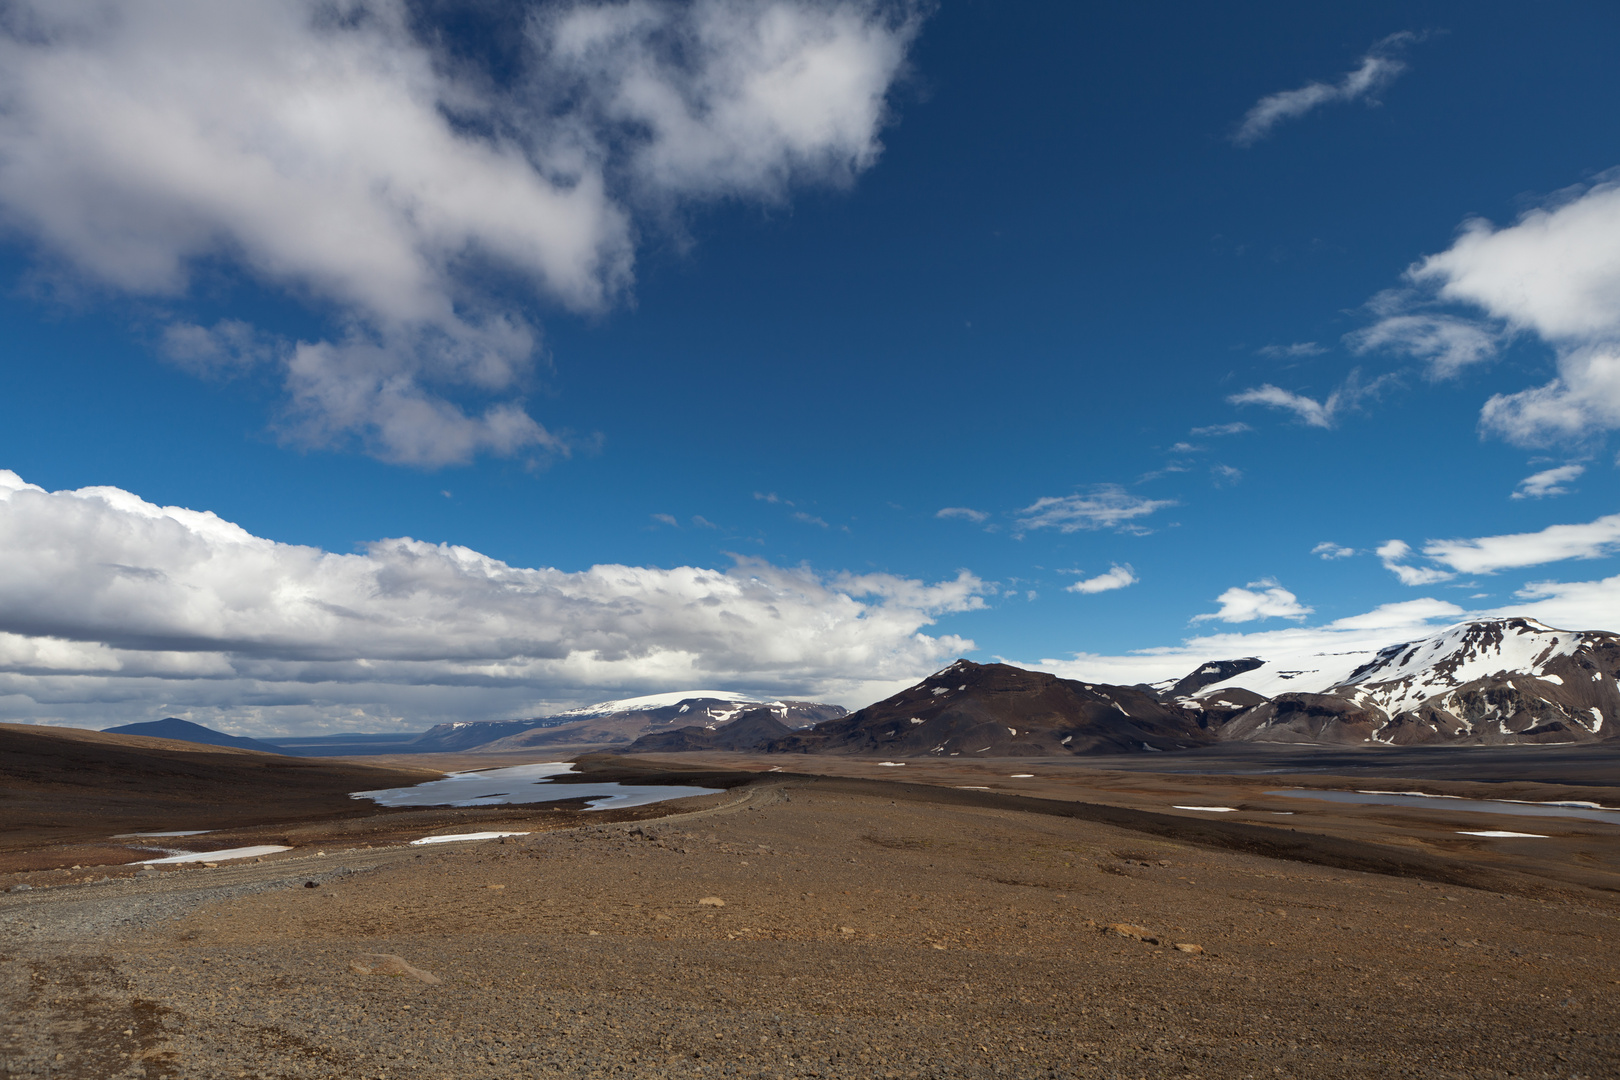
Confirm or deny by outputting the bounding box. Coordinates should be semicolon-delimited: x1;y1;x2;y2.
698;896;725;907
7;883;31;893
1104;923;1160;945
349;953;440;984
1174;943;1204;954
304;881;320;889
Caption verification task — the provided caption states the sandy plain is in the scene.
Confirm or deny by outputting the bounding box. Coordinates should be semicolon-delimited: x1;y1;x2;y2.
1;745;1618;1079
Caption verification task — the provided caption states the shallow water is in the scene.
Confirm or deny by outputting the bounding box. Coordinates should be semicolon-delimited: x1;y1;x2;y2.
1268;789;1620;825
351;762;722;811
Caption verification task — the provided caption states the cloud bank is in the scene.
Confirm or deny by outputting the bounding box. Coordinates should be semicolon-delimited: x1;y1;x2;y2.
0;0;921;465
0;469;983;733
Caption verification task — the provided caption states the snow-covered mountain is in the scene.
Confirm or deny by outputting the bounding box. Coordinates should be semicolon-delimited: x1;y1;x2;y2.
1185;618;1619;745
412;694;845;752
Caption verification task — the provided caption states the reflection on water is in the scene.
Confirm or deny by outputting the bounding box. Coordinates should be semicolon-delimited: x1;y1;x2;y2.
352;762;722;811
1268;789;1620;825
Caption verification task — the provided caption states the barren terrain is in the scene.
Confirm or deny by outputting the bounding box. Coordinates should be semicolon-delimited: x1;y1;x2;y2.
2;739;1618;1079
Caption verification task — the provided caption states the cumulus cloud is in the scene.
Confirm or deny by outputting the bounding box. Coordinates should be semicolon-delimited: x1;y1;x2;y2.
1015;485;1174;535
1354;173;1620;445
0;1;921;465
1233;32;1420;146
1191;579;1312;624
1312;541;1354;560
1376;539;1456;586
1512;463;1584;500
935;507;989;523
0;469;984;732
1066;564;1137;595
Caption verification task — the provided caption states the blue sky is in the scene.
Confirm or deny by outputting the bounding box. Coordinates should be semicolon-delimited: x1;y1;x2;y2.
2;1;1619;733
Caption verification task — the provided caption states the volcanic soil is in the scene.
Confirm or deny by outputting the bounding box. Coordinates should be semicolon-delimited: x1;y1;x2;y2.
2;748;1618;1079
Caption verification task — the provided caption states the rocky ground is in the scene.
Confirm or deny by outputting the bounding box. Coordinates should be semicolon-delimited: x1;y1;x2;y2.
2;767;1617;1080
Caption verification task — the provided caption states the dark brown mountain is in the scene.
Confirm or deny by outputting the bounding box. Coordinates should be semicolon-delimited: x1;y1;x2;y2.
618;708;794;754
766;660;1208;757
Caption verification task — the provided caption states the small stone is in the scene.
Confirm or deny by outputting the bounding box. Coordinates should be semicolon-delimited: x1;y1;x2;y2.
698;896;725;907
838;926;856;935
1174;943;1204;954
7;883;31;893
1103;923;1162;944
304;881;320;889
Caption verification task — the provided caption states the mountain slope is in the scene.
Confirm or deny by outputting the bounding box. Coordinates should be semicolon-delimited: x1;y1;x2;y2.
770;660;1208;756
100;718;285;755
414;696;845;753
1188;618;1619;745
619;708;795;753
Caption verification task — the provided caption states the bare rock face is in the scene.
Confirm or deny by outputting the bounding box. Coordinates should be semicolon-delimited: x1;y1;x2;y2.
766;660;1209;757
1215;693;1386;745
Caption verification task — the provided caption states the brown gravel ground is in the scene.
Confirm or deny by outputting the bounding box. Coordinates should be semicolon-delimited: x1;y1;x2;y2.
3;764;1619;1080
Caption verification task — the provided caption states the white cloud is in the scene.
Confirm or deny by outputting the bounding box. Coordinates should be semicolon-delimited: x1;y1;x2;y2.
651;513;680;527
1027;576;1620;687
1257;342;1325;358
0;469;984;732
1015;485;1175;535
1376;539;1456;585
1211;463;1242;486
936;507;989;523
1371;173;1620;445
1233;33;1419;146
1422;513;1620;574
1227;384;1334;427
1511;463;1584;500
1066;564;1137;595
0;1;921;465
1312;542;1354;560
1191;578;1312;624
1228;369;1394;429
1345;312;1499;378
1188;422;1251;437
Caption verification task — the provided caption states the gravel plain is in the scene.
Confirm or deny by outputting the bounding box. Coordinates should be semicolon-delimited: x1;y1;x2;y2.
2;772;1618;1080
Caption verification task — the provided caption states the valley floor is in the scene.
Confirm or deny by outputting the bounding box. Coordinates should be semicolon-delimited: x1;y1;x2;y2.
1;760;1617;1079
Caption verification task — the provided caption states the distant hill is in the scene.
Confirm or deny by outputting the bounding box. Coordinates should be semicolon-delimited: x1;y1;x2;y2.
413;694;846;753
619;707;795;753
100;717;285;755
